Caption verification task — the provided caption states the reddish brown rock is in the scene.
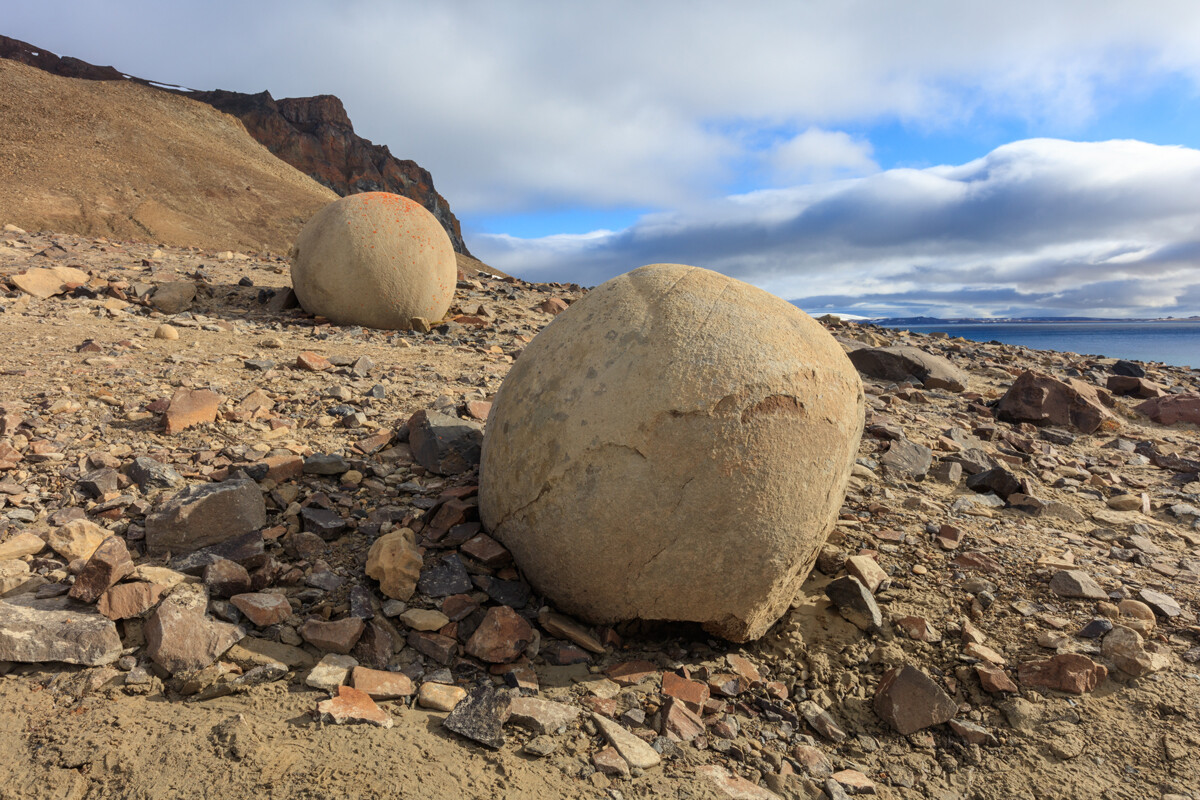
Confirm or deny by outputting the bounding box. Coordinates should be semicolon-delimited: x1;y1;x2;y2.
203;559;252;598
0;442;23;470
97;582;165;620
263;454;304;481
230;592;292;627
662;697;705;742
792;745;833;778
459;533;511;567
661;671;710;715
69;536;133;603
463;400;493;421
164;388;221;434
996;370;1116;433
593;746;630;777
465;606;533;663
146;598;244;675
894;615;942;642
296;351;332;371
407;631;458;664
975;664;1019;693
606;660;659;686
538;297;569;315
316;685;393;728
1106;375;1165;399
299;617;365;654
1018;653;1107;694
874;664;957;734
351;666;414;699
726;654;763;685
1135;393;1200;426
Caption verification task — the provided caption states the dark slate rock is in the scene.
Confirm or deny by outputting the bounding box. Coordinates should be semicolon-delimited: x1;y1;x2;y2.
419;554;474;597
824;576;882;632
407;410;483;476
473;575;531;609
443;682;512;750
244;359;276;371
848;346;968;392
303;454;349;475
1112;360;1146;378
77;468;120;499
1077;619;1113;639
965;467;1026;500
126;456;185;490
880;439;932;480
170;531;266;575
301;507;348;540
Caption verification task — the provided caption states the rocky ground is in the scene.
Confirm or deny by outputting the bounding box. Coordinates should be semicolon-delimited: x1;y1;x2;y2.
0;225;1198;800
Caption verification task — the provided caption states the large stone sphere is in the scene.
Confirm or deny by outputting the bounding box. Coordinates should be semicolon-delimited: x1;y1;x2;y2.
479;264;864;642
290;192;455;329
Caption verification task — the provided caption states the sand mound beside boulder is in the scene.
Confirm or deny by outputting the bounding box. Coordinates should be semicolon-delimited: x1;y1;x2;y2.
479;263;864;642
290;192;456;330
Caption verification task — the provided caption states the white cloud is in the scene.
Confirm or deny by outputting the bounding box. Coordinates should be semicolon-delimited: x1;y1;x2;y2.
471;139;1200;317
10;1;1200;214
767;128;878;184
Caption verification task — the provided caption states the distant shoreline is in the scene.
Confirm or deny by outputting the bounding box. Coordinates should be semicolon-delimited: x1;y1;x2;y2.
870;316;1200;326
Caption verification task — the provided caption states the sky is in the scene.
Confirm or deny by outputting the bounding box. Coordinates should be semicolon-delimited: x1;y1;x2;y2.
7;1;1200;318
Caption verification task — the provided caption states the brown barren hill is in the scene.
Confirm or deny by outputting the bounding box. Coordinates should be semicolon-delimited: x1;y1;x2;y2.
0;59;337;253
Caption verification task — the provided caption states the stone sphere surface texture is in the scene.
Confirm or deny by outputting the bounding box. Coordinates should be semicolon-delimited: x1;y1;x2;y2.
479;264;864;641
290;192;455;329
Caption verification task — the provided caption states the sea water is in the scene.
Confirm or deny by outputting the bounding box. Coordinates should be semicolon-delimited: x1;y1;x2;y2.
889;321;1200;369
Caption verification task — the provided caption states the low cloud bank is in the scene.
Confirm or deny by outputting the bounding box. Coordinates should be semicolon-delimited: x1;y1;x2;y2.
473;139;1200;318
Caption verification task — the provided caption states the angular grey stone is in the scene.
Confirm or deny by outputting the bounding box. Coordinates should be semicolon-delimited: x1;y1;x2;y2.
444;682;511;749
407;410;482;476
77;468;120;499
798;700;847;742
418;554;474;597
0;597;122;665
880;439;932;480
874;664;957;734
169;531;265;574
303;454;349;475
1049;570;1108;600
930;460;962;484
144;478;266;557
301;507;348;540
848;346;968;392
126;456;185;490
824;575;882;632
966;467;1026;500
1139;588;1182;618
145;596;244;675
150;281;197;314
948;447;998;476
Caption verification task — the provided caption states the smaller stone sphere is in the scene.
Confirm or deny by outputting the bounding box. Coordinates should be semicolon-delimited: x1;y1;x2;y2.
290;192;456;329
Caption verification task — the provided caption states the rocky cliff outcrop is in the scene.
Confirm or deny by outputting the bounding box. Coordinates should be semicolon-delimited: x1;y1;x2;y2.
0;34;470;255
190;90;470;255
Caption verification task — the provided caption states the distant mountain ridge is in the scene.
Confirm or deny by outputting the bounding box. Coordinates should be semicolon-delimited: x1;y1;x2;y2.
0;34;471;256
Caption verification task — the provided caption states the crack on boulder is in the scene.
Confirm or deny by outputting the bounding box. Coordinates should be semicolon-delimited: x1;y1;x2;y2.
740;394;806;424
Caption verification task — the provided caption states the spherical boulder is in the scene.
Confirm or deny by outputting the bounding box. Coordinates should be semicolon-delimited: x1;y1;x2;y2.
290;192;456;329
478;264;864;642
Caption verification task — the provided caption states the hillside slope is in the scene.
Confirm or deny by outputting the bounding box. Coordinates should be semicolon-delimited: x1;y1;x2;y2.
0;34;472;256
0;58;338;253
